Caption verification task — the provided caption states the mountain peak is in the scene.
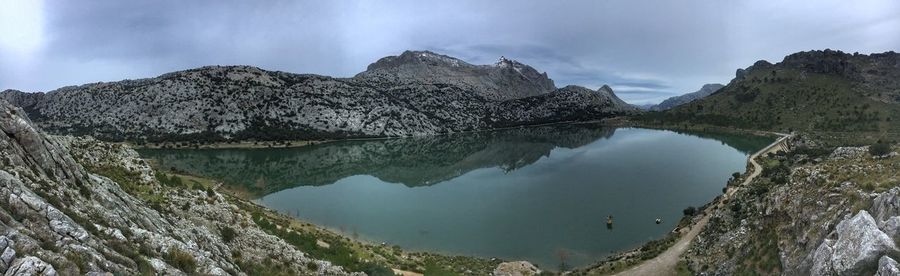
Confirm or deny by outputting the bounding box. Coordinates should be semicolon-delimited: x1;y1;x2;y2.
359;50;555;100
495;56;516;68
649;83;724;111
366;50;471;71
598;85;613;93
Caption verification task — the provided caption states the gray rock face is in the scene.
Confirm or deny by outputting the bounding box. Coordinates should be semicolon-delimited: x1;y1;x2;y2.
360;51;556;101
492;261;540;276
648;83;724;111
5;256;57;276
877;256;900;276
872;188;900;224
811;210;899;275
1;50;636;142
0;100;352;275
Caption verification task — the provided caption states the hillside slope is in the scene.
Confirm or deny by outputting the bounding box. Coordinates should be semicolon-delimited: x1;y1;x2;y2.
648;50;900;133
683;137;900;275
0;100;358;275
1;50;636;143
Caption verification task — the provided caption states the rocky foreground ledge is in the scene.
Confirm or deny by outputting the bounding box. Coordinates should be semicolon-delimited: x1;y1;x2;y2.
682;137;900;275
0;100;356;275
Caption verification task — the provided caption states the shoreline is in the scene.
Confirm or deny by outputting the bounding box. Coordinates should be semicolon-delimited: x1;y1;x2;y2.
579;131;792;275
155;169;504;274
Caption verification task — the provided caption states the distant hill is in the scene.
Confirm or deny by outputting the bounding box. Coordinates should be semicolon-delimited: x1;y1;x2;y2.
648;83;724;111
645;50;900;133
0;50;637;142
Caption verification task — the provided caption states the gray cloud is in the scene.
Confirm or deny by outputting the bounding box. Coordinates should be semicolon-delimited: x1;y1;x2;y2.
1;0;898;104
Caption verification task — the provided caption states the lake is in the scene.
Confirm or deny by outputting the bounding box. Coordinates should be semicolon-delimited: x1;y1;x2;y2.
138;125;773;269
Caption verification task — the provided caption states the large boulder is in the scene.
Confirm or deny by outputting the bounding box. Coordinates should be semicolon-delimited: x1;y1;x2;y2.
4;256;57;276
492;261;540;276
812;210;899;275
876;256;900;276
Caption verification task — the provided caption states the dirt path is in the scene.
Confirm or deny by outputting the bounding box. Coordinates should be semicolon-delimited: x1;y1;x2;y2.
613;133;790;276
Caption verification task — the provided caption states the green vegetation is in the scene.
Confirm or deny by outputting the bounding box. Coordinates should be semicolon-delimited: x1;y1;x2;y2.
86;165;151;197
734;224;782;275
220;226;236;243
683;206;697;216
639;64;900;137
675;260;693;276
235;258;300;276
250;212;394;274
869;142;892;156
164;247;197;273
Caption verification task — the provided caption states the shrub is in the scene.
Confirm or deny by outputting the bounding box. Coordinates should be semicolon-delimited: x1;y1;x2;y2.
221;226;237;243
65;252;88;273
683;206;697;216
869;143;892;156
164;247;197;273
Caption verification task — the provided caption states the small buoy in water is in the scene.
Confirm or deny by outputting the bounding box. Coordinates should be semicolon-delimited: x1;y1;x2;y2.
655;218;662;224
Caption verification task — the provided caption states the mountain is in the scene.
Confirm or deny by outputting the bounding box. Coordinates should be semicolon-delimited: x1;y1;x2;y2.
632;103;656;110
0;50;636;143
0;100;353;275
648;50;900;133
648;83;724;111
358;51;556;100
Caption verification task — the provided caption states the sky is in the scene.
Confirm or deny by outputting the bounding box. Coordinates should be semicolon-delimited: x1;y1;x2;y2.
1;1;899;104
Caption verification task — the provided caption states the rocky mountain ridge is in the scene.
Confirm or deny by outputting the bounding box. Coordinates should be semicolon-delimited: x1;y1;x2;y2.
653;50;900;132
1;50;636;143
647;83;724;111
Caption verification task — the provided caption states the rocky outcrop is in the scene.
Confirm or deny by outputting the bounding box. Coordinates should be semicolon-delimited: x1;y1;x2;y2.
0;100;352;275
682;139;900;275
1;50;636;142
811;211;898;275
877;256;900;276
648;83;724;111
5;256;57;276
490;85;634;127
492;261;540;276
872;188;900;225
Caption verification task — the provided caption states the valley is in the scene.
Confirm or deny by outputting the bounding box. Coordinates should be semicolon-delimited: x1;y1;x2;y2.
0;48;898;276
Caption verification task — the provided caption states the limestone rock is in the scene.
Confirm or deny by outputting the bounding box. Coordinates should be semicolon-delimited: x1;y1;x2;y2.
877;256;900;276
0;50;637;143
4;256;57;276
0;99;353;275
872;188;900;224
492;261;540;276
812;210;899;275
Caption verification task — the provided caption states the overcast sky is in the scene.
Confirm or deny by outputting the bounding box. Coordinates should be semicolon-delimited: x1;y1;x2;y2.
2;1;899;104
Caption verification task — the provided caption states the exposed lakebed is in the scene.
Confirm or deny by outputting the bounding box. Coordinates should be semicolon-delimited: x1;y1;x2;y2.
139;125;773;268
